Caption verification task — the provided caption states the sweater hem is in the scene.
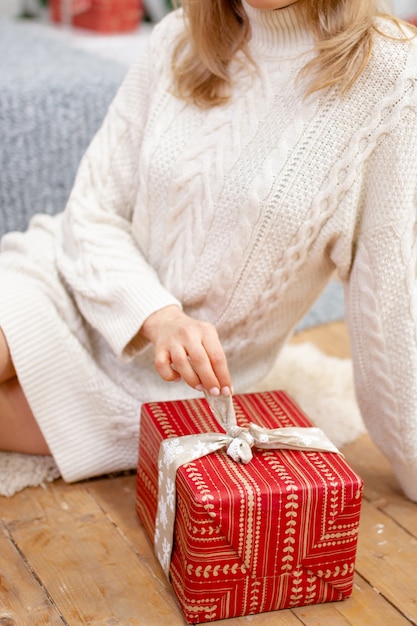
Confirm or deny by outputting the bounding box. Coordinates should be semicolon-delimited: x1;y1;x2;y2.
0;273;138;482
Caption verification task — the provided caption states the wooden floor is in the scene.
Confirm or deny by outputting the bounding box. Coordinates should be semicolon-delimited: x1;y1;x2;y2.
1;321;417;625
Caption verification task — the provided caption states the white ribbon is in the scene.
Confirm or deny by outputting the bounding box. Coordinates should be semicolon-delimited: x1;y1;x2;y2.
154;393;340;576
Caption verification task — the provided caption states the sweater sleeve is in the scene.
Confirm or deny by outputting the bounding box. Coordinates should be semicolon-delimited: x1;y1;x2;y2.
55;14;183;360
345;99;417;501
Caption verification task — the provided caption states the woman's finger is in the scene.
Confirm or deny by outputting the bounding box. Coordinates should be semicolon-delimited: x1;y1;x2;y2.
169;345;202;388
202;333;232;394
154;348;182;382
185;332;232;395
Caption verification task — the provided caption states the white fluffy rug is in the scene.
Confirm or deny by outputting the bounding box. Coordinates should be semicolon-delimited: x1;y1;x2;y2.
0;342;365;498
0;453;60;497
249;342;365;446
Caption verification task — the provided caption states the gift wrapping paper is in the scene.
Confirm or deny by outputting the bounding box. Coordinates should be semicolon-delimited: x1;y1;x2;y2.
136;390;363;624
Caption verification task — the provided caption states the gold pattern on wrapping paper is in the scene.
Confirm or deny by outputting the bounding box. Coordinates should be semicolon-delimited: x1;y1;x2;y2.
152;406;178;437
305;572;318;604
220;455;259;571
261;452;299;574
282;486;299;574
137;468;157;498
249;580;262;614
321;528;359;540
185;562;247;579
183;463;217;519
316;563;355;579
290;569;304;606
180;599;219;622
308;452;343;529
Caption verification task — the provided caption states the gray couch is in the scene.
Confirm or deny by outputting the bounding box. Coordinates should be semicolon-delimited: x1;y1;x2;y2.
0;17;127;237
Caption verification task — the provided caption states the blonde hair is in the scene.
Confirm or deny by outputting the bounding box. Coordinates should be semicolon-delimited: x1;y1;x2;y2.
171;0;414;107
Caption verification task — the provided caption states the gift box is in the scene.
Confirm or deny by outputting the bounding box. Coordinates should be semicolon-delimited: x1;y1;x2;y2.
50;0;143;33
136;390;363;624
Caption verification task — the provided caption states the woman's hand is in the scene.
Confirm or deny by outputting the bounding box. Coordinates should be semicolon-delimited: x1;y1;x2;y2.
140;305;232;396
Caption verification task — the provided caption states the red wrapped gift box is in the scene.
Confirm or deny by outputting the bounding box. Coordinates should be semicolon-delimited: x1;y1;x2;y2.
136;390;363;624
50;0;143;33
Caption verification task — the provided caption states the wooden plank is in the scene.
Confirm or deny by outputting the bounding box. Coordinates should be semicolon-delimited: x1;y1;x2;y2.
293;603;352;625
3;482;185;626
85;474;164;577
354;499;417;623
0;521;64;625
342;435;417;538
292;321;351;358
209;610;305;625
85;471;179;617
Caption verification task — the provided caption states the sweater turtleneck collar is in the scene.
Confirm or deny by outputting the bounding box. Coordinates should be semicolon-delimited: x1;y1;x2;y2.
241;0;313;56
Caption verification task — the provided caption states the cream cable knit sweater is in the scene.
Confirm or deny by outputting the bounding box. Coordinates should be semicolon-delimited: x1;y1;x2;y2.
1;3;417;499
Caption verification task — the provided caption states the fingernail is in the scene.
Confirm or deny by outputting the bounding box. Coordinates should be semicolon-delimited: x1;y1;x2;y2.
221;386;231;396
195;384;204;391
209;387;220;396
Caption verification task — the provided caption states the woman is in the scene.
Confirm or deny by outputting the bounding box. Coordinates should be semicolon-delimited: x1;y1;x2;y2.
1;0;417;499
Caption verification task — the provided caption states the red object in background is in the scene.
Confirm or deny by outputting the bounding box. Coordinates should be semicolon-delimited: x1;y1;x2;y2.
136;390;363;624
50;0;143;33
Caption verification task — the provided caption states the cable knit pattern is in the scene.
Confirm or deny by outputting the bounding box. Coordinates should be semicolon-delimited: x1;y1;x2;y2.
1;3;417;499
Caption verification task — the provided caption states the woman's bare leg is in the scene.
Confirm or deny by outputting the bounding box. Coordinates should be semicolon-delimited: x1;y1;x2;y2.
0;327;15;382
0;327;50;455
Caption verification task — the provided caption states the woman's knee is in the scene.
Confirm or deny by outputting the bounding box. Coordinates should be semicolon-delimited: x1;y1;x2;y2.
0;329;50;456
0;327;16;383
0;377;50;455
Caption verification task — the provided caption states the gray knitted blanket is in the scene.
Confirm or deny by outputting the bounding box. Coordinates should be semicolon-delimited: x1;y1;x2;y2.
0;17;127;236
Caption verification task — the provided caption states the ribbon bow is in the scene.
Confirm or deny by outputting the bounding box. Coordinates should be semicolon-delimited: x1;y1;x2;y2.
154;393;340;576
